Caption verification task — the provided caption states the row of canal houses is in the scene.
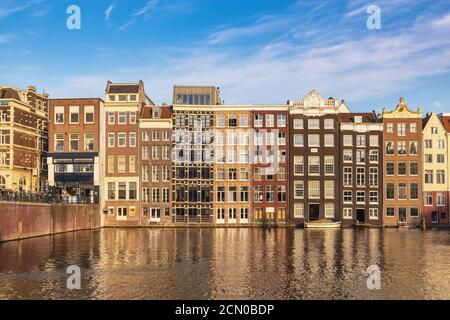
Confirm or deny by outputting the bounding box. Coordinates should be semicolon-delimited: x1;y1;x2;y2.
1;82;449;227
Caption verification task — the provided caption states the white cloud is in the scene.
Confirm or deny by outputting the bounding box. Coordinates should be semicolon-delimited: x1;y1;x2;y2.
105;4;115;21
0;5;30;18
132;0;159;17
0;34;14;43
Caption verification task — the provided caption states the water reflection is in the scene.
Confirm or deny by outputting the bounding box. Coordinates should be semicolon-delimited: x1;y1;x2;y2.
0;228;449;300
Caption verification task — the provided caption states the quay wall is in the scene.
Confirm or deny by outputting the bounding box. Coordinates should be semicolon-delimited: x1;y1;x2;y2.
0;202;100;242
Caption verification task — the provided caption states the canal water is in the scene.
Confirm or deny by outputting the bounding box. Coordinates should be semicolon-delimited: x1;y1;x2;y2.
0;228;449;300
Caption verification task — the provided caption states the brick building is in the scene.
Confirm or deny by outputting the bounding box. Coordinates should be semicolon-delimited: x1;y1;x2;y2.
48;98;104;203
382;98;423;227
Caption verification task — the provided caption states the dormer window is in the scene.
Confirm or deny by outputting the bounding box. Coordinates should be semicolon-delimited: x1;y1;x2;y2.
129;95;137;101
118;95;127;102
109;95;116;101
152;108;161;118
354;116;362;123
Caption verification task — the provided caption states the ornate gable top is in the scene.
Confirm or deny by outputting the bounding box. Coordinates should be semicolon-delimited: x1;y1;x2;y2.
382;97;422;119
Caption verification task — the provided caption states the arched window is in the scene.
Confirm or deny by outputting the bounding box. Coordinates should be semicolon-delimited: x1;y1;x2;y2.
0;175;6;188
19;176;26;191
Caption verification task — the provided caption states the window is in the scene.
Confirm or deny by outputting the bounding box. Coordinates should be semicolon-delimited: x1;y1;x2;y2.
254;186;263;202
240;168;249;181
410;123;417;133
278;132;286;146
369;191;378;204
118;95;127;102
356;168;365;186
129;182;137;200
410;183;419;200
162;166;169;181
437;170;445;184
343;191;352;203
369;209;379;220
425;192;433;206
129;132;136;147
386;141;394;155
369;150;378;163
228;168;237;181
107;182;115;200
266;114;275;127
152;131;160;141
240;186;249;202
216;187;225;202
437;140;445;149
227;187;237;203
425;154;433;164
356;191;365;203
118;112;126;124
324;119;334;129
108;133;115;147
117;156;126;173
69;106;79;124
141;165;148;181
118;133;126;147
294;134;304;147
308;119;320;129
436;192;445;206
324;156;334;175
425;170;433;184
386;207;395;217
277;114;287;127
308;134;320;147
325;181;334;199
410;162;419;175
294;181;304;198
369;168;378;186
437;154;445;163
254;114;263;127
369;135;379;146
108;156;115;173
398;141;406;155
386;183;395;200
266;186;275;202
343;150;353;162
228;114;237;127
129;156;136;173
387;123;394;133
425;140;432;149
108;112;115;124
84;106;94;124
308;156;320;175
324;134;334;147
343;135;353;146
152;188;159;203
240;114;249;127
410;207;419;217
142;146;150;160
55;133;64;151
69;133;78;151
343;167;352;186
277;186;287;202
343;208;353;219
397;123;406;136
130;112;136;124
398;183;407;200
294;203;304;218
356;150;365;163
55;106;64;124
118;182;126;200
325;203;335;218
293;119;303;129
398;162;406;175
84;133;94;151
308;181;320;198
356;135;366;147
410;142;418;155
294;156;304;175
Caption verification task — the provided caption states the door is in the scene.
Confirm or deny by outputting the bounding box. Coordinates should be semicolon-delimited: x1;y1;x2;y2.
309;204;320;221
228;208;237;224
150;208;161;222
399;207;407;223
432;212;439;224
357;209;366;223
216;208;225;224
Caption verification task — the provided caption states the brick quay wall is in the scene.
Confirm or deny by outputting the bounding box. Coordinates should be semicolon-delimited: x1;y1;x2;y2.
0;203;100;242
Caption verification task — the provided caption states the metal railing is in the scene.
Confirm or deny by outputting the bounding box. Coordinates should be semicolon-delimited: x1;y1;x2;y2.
0;188;98;205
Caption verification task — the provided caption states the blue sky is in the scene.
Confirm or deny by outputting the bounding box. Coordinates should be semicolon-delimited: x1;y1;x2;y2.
1;0;450;113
